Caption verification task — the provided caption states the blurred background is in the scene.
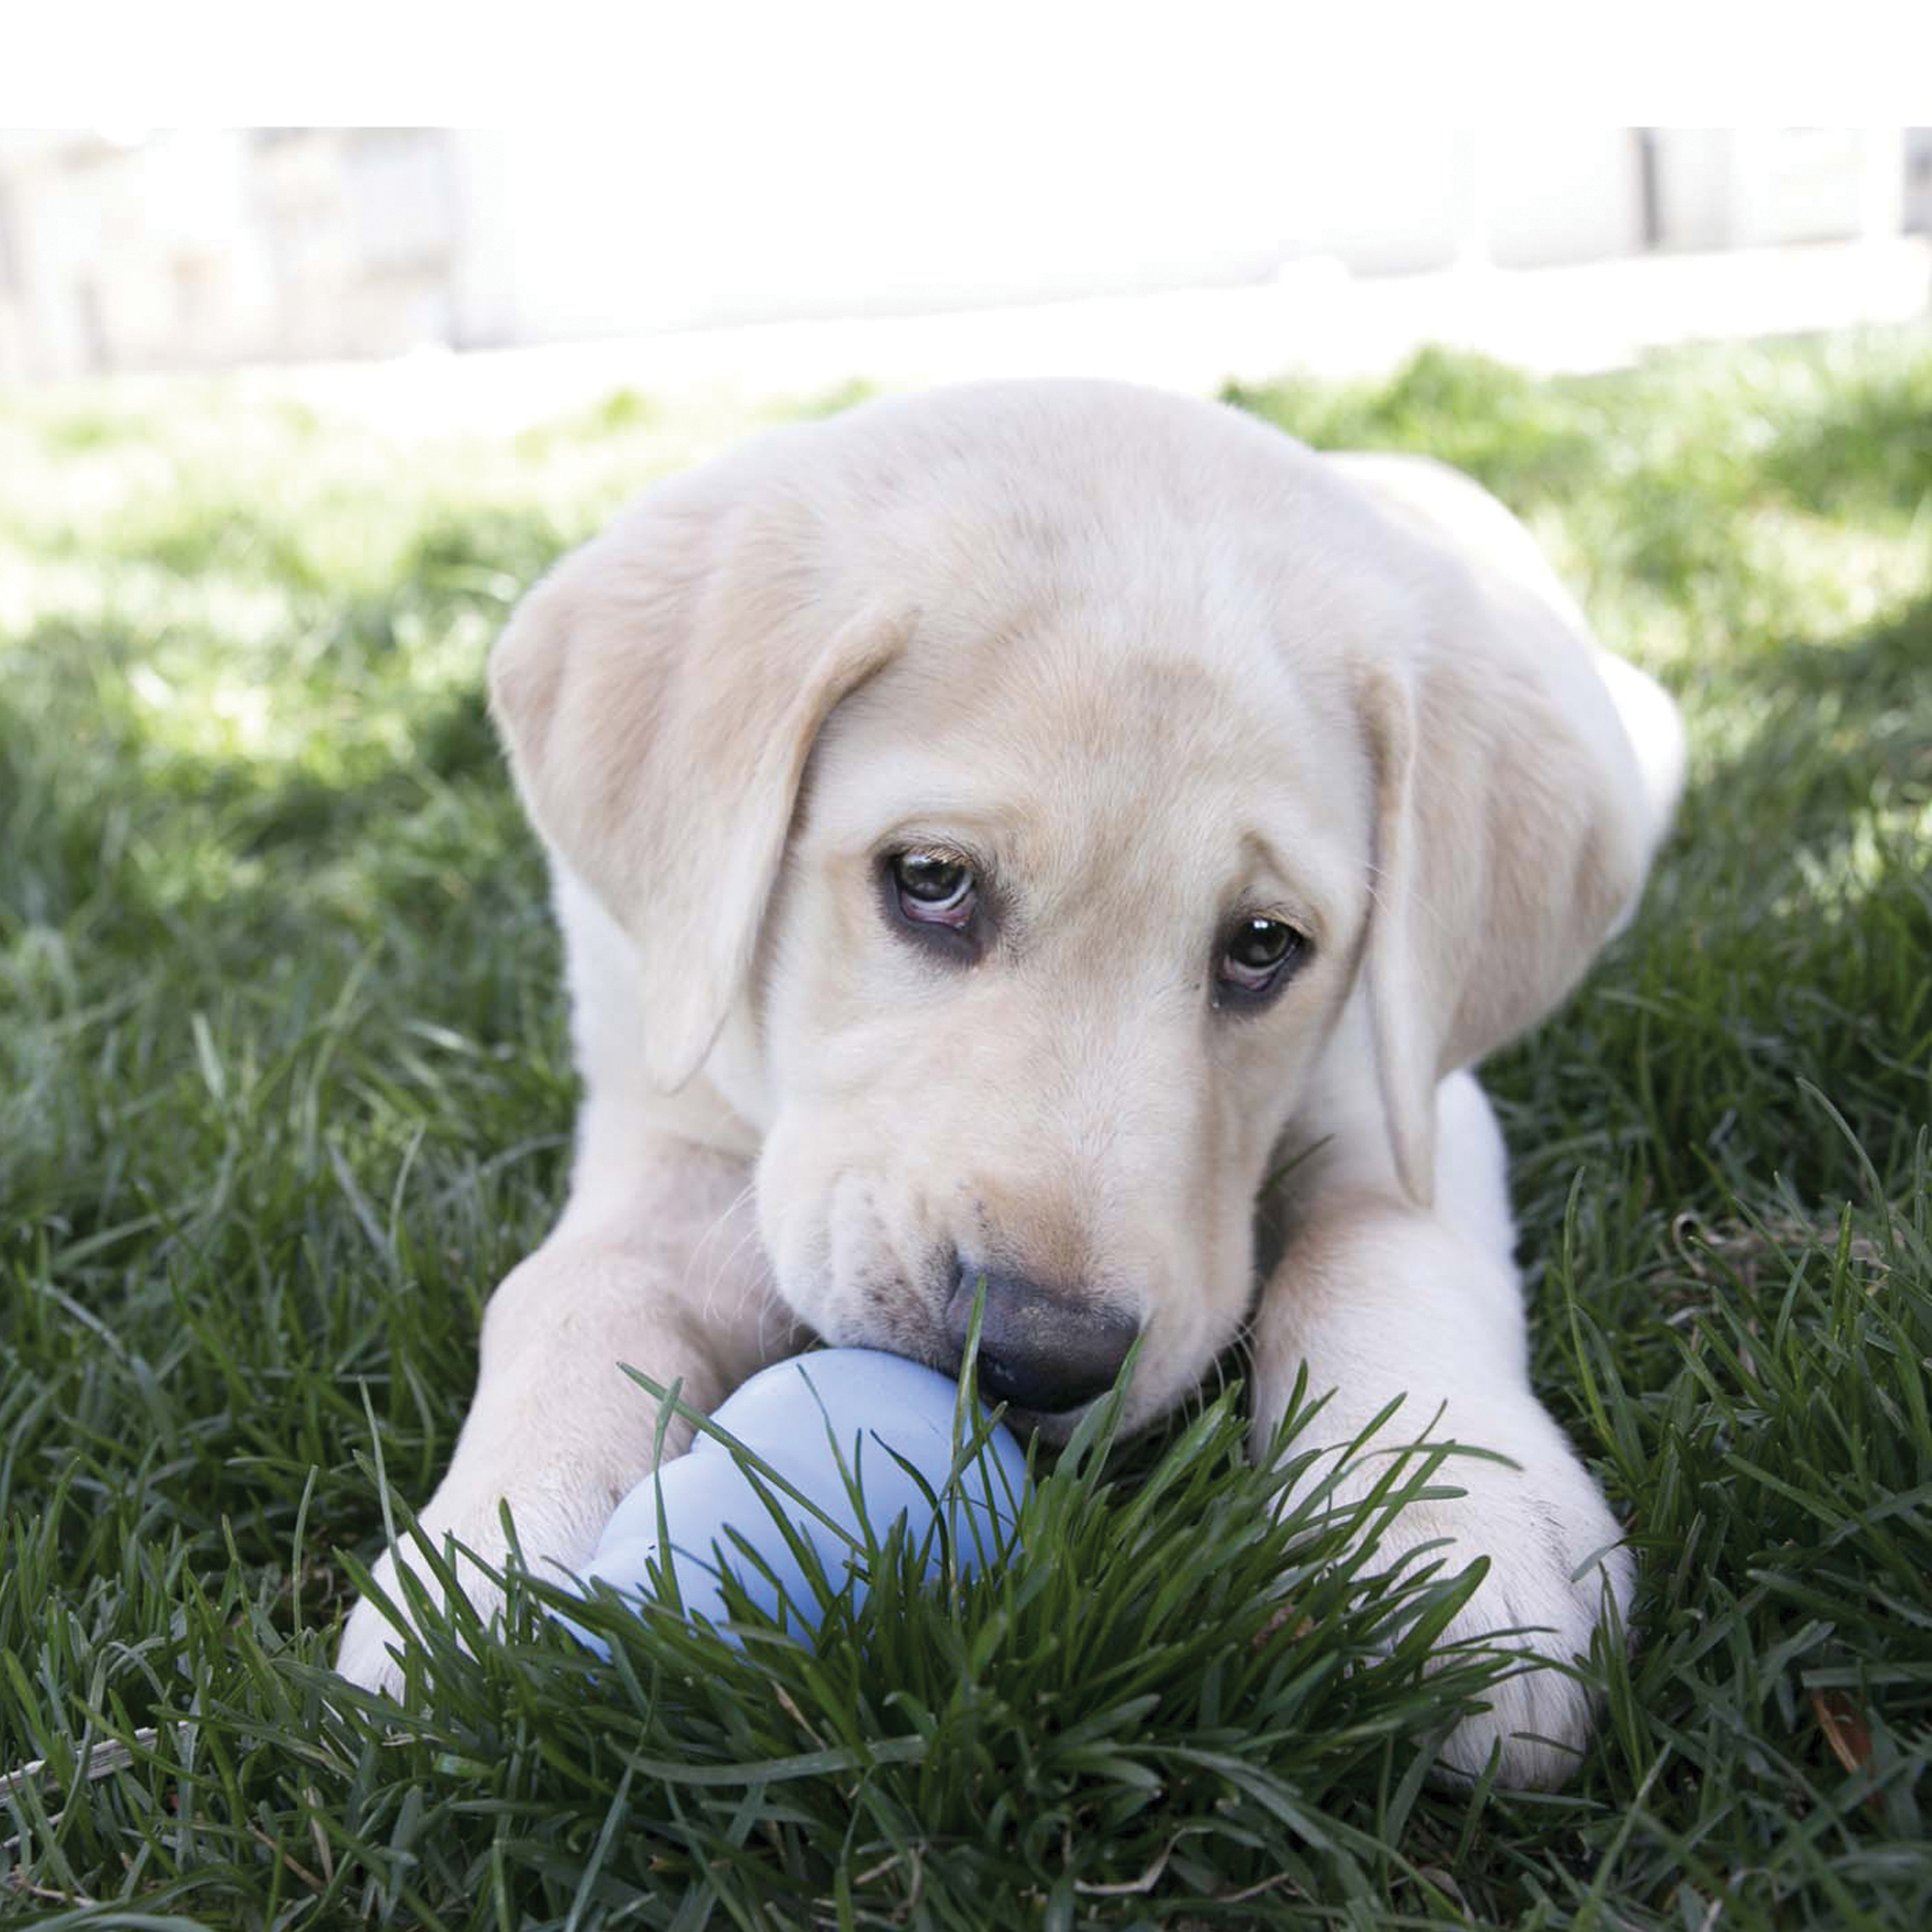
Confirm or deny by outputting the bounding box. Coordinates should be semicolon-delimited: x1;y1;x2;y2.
3;126;1928;419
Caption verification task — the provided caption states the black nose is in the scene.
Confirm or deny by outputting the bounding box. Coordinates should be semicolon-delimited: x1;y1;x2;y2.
945;1265;1141;1414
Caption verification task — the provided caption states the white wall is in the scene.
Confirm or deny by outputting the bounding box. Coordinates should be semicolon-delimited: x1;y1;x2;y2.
0;126;1918;381
457;122;1303;343
1482;129;1646;267
1655;128;1904;251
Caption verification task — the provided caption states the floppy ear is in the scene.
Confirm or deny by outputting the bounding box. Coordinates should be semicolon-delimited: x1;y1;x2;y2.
1355;580;1654;1209
488;488;907;1092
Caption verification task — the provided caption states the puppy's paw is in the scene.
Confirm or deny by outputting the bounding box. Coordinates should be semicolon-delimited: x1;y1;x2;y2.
332;1471;617;1696
333;1518;520;1698
334;1544;420;1698
1370;1448;1634;1789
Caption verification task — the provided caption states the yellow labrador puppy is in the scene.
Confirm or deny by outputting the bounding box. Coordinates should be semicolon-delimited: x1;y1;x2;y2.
337;381;1684;1786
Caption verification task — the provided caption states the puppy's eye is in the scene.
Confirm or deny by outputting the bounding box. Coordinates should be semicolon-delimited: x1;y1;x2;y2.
1215;916;1309;1003
891;851;976;929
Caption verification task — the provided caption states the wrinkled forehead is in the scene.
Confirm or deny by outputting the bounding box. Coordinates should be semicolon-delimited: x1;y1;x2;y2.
803;612;1373;944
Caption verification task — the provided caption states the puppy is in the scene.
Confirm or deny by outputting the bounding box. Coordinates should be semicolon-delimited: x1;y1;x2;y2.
336;381;1684;1786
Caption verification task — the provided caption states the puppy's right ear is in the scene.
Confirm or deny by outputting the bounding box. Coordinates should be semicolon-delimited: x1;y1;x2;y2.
489;486;906;1092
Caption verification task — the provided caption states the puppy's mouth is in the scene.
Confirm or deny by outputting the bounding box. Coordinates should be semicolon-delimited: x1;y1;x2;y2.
796;1218;1148;1433
820;1296;1131;1441
834;1324;1103;1437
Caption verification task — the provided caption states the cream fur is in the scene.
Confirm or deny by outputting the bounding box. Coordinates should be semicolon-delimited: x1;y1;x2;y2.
336;381;1684;1789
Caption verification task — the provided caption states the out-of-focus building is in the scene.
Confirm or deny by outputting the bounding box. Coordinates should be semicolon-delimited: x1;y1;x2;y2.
0;127;1922;384
0;129;463;378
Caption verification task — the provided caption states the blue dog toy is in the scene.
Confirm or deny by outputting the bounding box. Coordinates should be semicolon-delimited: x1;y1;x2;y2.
564;1348;1029;1646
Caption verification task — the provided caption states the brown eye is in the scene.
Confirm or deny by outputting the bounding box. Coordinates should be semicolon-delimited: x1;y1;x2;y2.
1216;916;1307;1001
891;851;975;927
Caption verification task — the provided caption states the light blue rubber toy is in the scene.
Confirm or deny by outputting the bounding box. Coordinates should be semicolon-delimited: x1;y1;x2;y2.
563;1348;1030;1648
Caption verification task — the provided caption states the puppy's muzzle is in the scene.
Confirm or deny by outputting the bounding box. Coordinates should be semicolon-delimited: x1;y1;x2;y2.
944;1264;1141;1415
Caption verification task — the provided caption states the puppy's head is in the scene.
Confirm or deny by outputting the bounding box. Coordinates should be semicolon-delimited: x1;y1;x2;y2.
491;384;1656;1434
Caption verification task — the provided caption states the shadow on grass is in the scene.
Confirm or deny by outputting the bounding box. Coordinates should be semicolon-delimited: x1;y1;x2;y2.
1763;354;1932;516
0;608;523;938
1498;594;1931;1227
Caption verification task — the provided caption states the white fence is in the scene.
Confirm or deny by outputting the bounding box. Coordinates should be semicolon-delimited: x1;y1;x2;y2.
0;128;1922;384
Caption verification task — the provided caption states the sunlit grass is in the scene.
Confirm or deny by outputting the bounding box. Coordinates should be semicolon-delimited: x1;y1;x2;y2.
3;334;1929;1927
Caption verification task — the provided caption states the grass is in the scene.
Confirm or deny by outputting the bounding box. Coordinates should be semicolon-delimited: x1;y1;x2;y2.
1;332;1929;1927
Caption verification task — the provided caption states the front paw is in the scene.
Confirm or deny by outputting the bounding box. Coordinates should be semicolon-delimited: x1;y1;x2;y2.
334;1516;518;1698
1363;1450;1634;1788
333;1473;616;1696
335;1544;420;1697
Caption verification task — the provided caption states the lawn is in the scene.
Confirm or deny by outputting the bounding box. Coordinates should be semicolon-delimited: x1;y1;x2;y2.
2;336;1929;1929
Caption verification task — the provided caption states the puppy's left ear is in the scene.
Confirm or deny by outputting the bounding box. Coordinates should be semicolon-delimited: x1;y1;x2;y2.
1354;561;1665;1209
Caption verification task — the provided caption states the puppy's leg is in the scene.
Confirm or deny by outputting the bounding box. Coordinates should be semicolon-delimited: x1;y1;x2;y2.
1249;1073;1633;1788
335;1135;795;1695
